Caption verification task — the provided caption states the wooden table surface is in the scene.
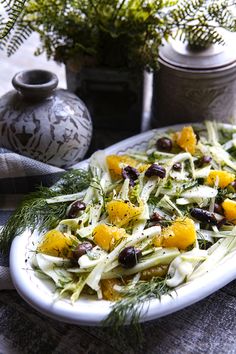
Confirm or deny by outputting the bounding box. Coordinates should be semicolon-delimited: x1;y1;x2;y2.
1;34;236;354
1;281;236;354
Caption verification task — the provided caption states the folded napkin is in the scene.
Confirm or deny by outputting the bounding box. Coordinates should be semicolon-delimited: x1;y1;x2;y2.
0;147;70;290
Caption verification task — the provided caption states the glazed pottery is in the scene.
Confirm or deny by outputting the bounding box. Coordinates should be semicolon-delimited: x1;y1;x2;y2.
0;70;92;168
151;37;236;127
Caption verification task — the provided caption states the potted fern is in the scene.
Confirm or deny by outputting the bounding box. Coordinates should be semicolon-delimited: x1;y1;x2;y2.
2;0;171;144
1;0;236;145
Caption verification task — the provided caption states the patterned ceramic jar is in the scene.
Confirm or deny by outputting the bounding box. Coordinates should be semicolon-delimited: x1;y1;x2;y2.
0;70;92;168
151;36;236;127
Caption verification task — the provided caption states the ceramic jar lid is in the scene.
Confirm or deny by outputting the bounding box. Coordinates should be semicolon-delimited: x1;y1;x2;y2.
159;33;236;70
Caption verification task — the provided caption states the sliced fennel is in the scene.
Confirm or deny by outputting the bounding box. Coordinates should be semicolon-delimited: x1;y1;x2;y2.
194;165;211;179
209;145;236;171
155;152;195;197
32;121;236;308
167;248;208;287
181;185;217;199
35;254;73;287
86;225;161;290
78;247;108;269
118;178;130;200
189;237;236;281
46;191;86;204
158;195;183;217
102;248;180;279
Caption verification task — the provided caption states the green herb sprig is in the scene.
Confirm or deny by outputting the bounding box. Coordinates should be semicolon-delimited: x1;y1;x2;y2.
0;169;91;254
103;276;171;337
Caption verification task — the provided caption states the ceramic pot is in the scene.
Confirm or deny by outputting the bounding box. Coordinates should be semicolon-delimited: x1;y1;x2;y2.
0;70;92;168
66;64;144;133
151;37;236;127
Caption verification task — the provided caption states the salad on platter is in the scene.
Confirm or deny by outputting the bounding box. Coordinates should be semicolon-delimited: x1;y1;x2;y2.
3;121;236;326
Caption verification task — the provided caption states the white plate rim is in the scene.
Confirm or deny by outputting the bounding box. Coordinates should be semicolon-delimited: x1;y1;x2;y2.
10;123;236;326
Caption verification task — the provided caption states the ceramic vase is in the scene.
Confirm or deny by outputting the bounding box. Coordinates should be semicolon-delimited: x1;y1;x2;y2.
0;69;93;168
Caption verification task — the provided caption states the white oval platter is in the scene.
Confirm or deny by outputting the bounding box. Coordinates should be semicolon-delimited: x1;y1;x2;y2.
10;124;236;326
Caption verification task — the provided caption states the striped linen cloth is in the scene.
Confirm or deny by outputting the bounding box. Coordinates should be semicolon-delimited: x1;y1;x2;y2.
0;148;67;289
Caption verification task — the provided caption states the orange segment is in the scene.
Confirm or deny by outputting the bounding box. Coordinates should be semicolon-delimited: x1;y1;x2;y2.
106;155;137;179
153;217;196;250
222;198;236;224
93;224;126;251
206;170;235;189
100;279;122;301
175;126;197;155
37;229;76;258
107;199;143;227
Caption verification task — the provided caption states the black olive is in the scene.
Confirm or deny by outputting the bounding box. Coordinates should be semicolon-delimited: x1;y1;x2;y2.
68;200;86;218
118;246;142;268
230;181;236;190
150;212;162;222
72;242;93;259
173;163;181;171
156;137;172;152
202;156;212;164
196;156;212;168
190;208;218;225
214;203;223;215
122;165;139;186
194;131;200;142
217;217;227;229
145;163;166;178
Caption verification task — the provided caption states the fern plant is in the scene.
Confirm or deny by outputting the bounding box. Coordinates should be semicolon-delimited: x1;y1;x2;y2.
0;0;236;70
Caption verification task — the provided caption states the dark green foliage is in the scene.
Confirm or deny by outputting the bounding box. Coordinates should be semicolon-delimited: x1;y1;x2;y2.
1;0;236;70
7;0;174;70
170;0;236;48
208;0;236;30
0;0;26;39
5;21;32;56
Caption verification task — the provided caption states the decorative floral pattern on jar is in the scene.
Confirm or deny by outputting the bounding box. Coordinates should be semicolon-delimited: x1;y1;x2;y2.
0;70;93;168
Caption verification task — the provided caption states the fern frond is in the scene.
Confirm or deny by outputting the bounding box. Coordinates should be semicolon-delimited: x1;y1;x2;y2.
185;25;225;48
170;0;205;22
170;0;236;48
0;0;26;39
208;1;236;31
6;21;32;56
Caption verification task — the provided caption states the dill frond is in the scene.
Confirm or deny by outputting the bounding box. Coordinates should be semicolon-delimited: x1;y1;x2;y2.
0;169;91;254
103;276;171;337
